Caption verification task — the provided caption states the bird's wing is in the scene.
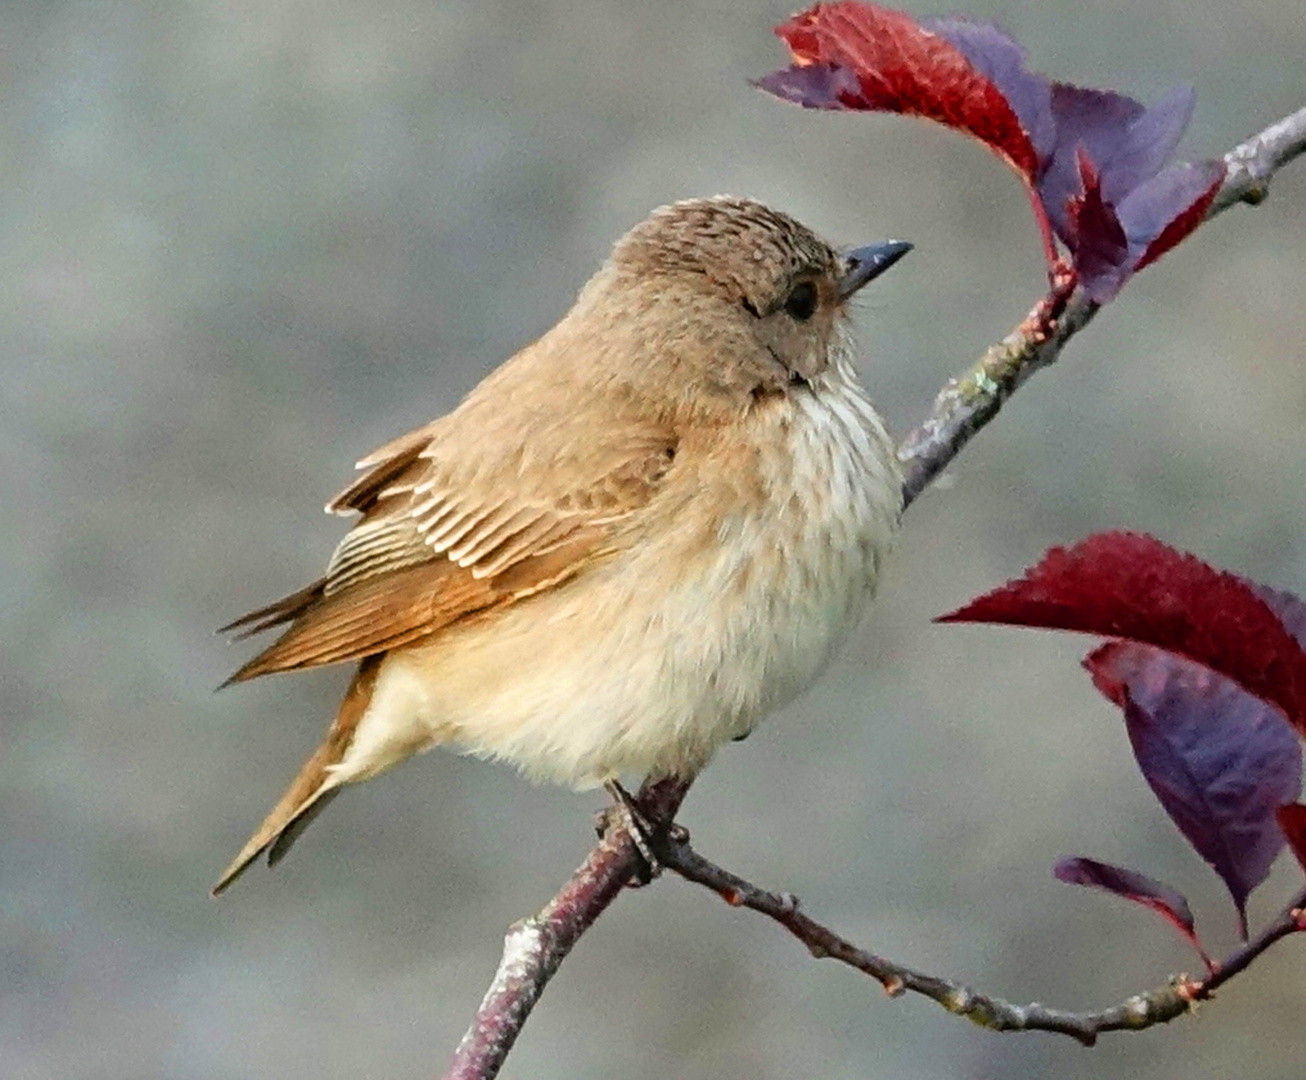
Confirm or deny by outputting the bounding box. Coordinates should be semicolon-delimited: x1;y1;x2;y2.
222;409;677;683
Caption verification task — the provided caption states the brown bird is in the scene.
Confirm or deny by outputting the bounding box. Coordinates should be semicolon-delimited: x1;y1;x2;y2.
213;196;909;894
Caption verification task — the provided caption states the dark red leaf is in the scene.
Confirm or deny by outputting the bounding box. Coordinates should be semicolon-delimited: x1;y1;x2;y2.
1248;582;1306;647
1065;150;1130;301
1278;804;1306;877
1087;642;1302;936
1054;856;1211;966
919;16;1055;159
758;3;1220;299
766;3;1045;183
939;531;1306;736
1250;583;1306;678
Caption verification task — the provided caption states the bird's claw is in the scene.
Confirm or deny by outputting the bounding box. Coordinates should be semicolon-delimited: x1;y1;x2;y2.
598;781;664;886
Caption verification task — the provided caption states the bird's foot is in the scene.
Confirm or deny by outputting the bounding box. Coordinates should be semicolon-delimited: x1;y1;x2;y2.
596;781;679;886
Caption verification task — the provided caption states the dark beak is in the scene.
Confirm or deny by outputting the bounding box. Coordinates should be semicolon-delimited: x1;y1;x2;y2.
838;240;913;300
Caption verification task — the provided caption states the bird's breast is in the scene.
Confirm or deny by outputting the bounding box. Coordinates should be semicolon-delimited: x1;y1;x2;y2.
671;368;904;731
372;363;903;789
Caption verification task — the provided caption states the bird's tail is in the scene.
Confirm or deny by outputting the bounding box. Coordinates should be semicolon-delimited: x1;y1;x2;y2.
212;658;380;895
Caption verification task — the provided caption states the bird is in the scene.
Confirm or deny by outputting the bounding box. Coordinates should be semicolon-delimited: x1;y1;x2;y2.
213;195;910;894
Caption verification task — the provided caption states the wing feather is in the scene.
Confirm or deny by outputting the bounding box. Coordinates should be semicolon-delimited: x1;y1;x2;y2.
326;422;436;516
223;412;677;684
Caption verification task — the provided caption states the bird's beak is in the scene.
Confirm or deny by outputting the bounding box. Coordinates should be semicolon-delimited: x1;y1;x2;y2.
838;241;913;300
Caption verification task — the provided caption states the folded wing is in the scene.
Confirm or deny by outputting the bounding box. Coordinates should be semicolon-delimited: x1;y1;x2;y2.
221;412;677;683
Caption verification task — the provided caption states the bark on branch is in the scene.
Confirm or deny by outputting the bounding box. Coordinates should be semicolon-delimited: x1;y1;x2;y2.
443;102;1306;1080
662;834;1306;1046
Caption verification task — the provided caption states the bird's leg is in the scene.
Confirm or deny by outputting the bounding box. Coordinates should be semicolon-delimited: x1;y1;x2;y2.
598;780;663;885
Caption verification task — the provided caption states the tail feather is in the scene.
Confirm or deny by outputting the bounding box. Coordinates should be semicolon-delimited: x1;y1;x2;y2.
212;658;380;896
216;578;331;690
211;778;342;895
267;786;341;868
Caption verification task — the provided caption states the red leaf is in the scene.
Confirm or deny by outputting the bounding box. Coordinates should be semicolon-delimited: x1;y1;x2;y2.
1278;804;1306;877
768;3;1045;183
1065;149;1129;301
1087;642;1302;936
1054;856;1212;968
757;4;1220;301
940;532;1306;736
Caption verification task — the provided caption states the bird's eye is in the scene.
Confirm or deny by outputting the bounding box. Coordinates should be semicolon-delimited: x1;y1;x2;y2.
783;281;818;322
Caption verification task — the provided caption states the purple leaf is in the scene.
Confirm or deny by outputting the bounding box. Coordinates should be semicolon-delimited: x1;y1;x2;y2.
1040;83;1194;239
1086;641;1303;938
753;62;864;110
1039;84;1206;296
1121;159;1226;272
1100;84;1196;200
1054;856;1211;967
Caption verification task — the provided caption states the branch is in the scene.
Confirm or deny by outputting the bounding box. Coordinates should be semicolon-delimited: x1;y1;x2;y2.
444;833;629;1080
442;102;1306;1080
443;778;688;1080
661;833;1306;1046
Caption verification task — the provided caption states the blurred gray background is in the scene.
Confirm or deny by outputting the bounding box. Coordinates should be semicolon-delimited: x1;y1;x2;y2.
5;1;1305;1077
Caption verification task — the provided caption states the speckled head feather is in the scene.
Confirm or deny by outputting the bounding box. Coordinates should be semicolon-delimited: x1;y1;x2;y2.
554;196;865;423
610;195;843;313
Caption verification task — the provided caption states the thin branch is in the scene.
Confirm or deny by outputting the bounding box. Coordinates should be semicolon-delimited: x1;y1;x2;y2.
897;271;1082;508
443;778;688;1080
443;102;1306;1080
444;830;631;1080
1211;104;1306;214
661;834;1306;1046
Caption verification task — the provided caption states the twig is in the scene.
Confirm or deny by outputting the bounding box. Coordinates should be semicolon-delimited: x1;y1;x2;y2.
443;778;689;1080
444;832;630;1080
1212;104;1306;214
897;270;1081;508
442;102;1306;1080
660;835;1306;1046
